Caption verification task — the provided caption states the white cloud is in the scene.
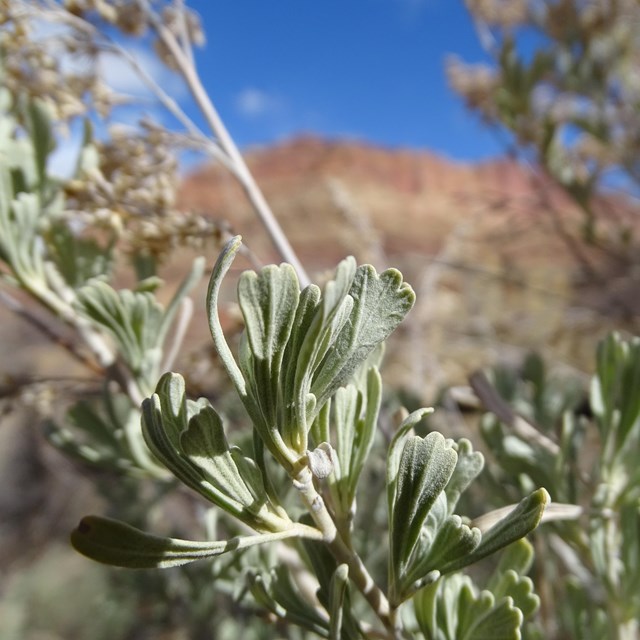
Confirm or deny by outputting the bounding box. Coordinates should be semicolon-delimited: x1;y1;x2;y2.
48;123;84;179
99;46;188;101
235;88;283;118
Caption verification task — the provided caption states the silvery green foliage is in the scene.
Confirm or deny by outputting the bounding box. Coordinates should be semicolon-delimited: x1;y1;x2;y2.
0;97;65;292
0;90;547;638
475;333;640;640
207;237;416;469
0;92;207;478
73;257;204;393
413;540;539;640
72;236;548;639
386;412;547;606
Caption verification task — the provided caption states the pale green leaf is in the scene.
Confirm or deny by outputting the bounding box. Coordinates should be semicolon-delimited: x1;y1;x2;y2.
0;168;44;283
459;590;523;640
310;264;416;408
249;567;331;637
75;259;202;384
386;408;434;515
414;574;525;640
442;488;549;573
445;438;484;514
329;564;349;640
406;515;482;591
238;262;301;452
142;373;290;532
392;433;458;567
390;432;458;604
76;280;164;378
206;235;247;395
495;538;535;576
489;569;540;619
180;404;269;510
71;515;304;569
238;263;300;363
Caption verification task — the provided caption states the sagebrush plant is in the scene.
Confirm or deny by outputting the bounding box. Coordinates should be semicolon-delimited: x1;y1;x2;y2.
1;2;638;639
450;0;640;281
71;235;548;638
471;336;640;640
0;48;547;637
0;81;548;636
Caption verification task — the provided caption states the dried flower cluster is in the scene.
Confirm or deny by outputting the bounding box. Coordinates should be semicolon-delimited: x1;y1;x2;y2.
62;0;205;70
61;123;222;259
0;3;121;120
1;1;219;261
466;0;530;29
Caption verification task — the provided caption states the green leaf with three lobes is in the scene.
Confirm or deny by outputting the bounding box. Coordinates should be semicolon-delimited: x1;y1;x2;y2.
206;236;415;466
304;259;416;411
414;574;525;640
386;408;435;515
441;488;549;574
75;257;204;382
489;568;540;620
76;280;165;378
389;432;458;602
387;413;547;603
394;432;458;557
248;568;331;637
141;372;291;532
71;515;310;569
238;261;302;455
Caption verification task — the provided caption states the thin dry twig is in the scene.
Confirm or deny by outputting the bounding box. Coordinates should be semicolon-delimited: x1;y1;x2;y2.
0;288;104;375
469;370;561;456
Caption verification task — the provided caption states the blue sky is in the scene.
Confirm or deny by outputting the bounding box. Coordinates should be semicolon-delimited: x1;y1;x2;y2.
48;1;508;176
181;0;503;161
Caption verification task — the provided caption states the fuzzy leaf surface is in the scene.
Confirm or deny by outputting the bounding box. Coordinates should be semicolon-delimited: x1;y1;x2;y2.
442;488;549;574
142;372;290;532
310;264;415;409
414;574;524;640
71;516;305;569
389;432;457;603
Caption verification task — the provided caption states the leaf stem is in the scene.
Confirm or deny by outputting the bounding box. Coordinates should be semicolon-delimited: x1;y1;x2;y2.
292;466;401;639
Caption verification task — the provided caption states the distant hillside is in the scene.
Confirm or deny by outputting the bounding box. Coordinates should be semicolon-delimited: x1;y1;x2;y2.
0;136;634;397
179;135;576;270
178;135;637;393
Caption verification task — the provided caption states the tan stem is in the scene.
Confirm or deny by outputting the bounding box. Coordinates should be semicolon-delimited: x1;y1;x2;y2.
292;467;401;639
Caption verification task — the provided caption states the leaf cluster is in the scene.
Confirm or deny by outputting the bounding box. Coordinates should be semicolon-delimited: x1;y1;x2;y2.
472;332;640;638
70;236;548;639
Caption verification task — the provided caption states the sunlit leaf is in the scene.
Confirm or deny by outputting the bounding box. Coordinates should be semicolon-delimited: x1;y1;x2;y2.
71;516;304;569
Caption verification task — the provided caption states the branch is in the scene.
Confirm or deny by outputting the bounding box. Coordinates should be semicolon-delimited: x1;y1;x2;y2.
469;370;561;456
139;0;310;287
292;466;400;639
0;288;103;375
